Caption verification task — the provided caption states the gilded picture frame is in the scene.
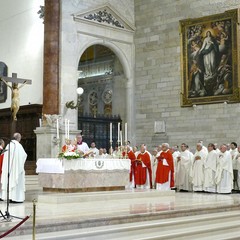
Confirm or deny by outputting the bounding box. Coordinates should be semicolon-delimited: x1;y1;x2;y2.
180;9;240;106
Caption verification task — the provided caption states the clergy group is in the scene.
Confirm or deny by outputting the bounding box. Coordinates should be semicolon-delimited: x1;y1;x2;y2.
127;141;237;194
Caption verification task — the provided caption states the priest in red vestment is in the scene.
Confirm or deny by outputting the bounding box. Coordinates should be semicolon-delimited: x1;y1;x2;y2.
0;139;5;200
155;143;174;190
134;144;152;189
127;146;137;187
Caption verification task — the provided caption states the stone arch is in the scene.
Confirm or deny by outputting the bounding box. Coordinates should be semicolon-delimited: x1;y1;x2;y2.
77;39;131;81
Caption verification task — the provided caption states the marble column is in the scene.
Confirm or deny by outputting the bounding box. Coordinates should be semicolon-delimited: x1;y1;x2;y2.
43;0;60;114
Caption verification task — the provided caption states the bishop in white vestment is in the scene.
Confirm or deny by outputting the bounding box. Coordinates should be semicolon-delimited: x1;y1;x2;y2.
1;133;27;202
191;143;207;191
175;143;193;191
230;142;239;190
215;144;233;194
203;143;217;193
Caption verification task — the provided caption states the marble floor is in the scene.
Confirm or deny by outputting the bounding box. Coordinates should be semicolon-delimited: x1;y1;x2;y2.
1;189;240;239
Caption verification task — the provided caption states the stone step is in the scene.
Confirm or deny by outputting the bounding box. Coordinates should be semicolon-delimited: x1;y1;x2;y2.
5;210;240;239
37;189;175;204
25;161;37;175
25;175;42;201
25;175;41;191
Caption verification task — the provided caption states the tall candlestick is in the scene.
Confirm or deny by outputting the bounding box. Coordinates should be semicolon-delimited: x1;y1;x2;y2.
56;119;59;139
117;122;120;143
125;123;127;143
110;122;112;142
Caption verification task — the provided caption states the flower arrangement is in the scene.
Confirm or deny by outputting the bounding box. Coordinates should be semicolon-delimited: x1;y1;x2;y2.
58;151;82;160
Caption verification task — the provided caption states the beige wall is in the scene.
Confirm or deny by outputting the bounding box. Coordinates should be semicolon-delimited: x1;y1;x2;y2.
134;0;240;151
0;0;44;108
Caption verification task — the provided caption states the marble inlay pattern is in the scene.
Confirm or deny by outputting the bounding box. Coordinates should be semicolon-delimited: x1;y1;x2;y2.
38;170;129;189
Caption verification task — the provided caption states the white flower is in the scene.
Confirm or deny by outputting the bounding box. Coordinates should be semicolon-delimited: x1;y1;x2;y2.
64;152;78;157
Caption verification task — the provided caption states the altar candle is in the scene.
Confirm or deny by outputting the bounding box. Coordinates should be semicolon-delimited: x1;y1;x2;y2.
110;122;112;142
65;119;67;139
125;122;127;143
39;118;42;127
117;122;120;143
120;130;123;146
67;120;70;139
56;119;59;139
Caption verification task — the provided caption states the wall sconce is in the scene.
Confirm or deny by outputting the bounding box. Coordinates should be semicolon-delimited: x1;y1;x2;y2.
65;87;84;109
65;100;78;109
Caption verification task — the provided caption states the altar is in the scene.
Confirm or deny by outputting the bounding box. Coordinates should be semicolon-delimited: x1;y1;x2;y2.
36;158;131;192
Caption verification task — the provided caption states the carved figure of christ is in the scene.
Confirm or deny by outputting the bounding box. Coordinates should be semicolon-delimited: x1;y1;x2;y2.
0;73;32;121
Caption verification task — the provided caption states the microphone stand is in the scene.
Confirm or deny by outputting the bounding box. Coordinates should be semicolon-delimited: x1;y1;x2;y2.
0;137;23;221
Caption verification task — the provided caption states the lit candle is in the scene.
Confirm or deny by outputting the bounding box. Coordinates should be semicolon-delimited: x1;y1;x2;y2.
117;122;120;143
110;122;112;142
125;123;127;143
56;119;59;139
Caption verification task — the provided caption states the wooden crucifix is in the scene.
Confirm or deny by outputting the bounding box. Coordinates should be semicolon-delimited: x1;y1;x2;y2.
0;73;32;121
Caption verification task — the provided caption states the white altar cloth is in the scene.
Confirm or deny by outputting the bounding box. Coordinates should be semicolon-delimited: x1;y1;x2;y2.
36;158;131;174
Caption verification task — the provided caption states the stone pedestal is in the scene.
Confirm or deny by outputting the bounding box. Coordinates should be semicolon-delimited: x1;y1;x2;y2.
34;127;80;159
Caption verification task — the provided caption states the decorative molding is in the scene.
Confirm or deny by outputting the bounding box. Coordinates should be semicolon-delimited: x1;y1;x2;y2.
37;5;45;23
84;9;124;29
73;4;135;32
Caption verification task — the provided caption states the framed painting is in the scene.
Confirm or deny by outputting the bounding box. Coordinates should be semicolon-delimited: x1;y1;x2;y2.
0;62;8;103
179;9;240;106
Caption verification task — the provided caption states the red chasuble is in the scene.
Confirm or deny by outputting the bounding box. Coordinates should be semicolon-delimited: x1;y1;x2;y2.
0;153;3;176
155;150;174;187
135;151;152;188
0;146;4;176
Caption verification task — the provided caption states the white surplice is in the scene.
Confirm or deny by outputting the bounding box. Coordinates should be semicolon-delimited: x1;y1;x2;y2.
230;148;239;190
151;155;158;188
172;151;180;187
203;150;217;193
215;151;233;194
1;140;27;202
175;150;193;191
77;142;90;154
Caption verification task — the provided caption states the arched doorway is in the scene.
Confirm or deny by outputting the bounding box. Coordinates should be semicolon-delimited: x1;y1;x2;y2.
77;44;126;150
